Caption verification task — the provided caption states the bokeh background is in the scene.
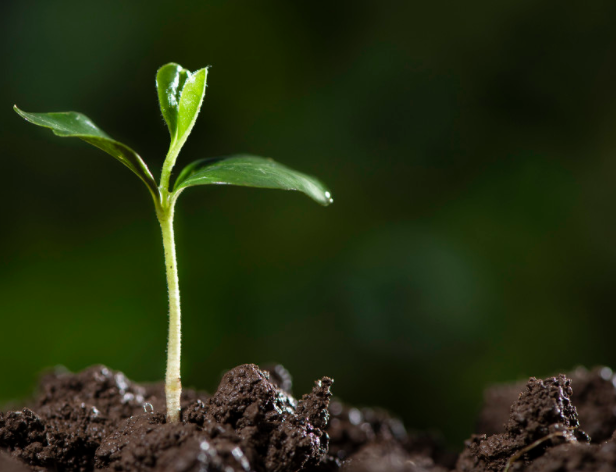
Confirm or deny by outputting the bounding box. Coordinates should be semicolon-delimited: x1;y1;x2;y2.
2;0;616;447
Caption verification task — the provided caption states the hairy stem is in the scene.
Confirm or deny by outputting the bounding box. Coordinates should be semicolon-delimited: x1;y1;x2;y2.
160;144;180;195
158;199;182;423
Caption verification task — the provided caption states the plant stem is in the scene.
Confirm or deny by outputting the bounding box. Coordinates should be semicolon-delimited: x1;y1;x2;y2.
157;198;182;423
160;144;180;195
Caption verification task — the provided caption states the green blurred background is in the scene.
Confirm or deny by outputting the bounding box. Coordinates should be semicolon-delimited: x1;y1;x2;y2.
2;0;616;447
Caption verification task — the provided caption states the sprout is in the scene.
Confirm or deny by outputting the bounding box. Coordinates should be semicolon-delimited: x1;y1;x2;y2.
14;62;332;423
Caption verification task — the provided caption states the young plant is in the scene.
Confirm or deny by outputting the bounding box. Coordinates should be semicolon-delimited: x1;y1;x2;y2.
13;63;333;423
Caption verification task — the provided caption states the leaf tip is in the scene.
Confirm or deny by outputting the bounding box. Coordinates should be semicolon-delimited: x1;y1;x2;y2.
323;190;334;206
13;105;28;120
314;189;334;206
193;67;209;82
158;62;182;72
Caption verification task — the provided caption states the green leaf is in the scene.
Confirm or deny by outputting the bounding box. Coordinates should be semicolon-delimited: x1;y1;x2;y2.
156;63;190;137
13;106;160;199
173;155;333;206
157;64;208;183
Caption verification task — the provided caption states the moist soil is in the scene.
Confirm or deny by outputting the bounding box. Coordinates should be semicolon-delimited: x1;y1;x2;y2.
2;364;616;471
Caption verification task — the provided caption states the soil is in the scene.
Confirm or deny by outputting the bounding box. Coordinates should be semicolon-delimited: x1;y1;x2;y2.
2;364;616;471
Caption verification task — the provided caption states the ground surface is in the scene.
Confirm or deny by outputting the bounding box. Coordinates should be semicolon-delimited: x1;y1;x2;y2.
2;365;616;471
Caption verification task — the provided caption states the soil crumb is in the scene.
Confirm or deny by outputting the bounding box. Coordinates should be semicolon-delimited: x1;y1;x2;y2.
458;373;616;472
476;366;616;443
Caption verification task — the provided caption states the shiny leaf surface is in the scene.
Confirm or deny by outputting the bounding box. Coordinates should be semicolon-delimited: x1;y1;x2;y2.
157;64;208;178
13;106;159;198
173;155;333;206
156;63;190;137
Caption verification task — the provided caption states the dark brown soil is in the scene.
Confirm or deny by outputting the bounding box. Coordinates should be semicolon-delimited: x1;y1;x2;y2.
2;364;616;471
476;367;616;443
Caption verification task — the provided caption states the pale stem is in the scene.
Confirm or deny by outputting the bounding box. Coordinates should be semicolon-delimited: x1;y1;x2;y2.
158;201;182;423
160;144;180;195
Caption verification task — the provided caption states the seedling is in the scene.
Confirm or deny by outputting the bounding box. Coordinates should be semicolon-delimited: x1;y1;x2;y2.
13;63;332;423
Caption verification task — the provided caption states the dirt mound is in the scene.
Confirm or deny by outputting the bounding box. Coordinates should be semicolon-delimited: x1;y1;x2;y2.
4;364;616;471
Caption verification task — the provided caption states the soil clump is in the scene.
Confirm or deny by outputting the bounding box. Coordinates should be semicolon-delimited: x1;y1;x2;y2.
2;364;616;471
